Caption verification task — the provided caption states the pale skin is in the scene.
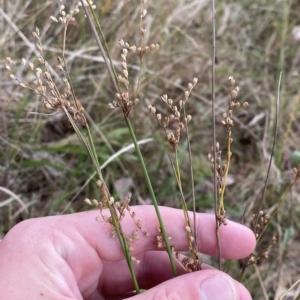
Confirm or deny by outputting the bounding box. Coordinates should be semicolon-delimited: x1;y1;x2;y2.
0;206;256;300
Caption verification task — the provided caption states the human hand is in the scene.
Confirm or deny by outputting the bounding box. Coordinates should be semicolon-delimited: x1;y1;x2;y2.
0;206;255;300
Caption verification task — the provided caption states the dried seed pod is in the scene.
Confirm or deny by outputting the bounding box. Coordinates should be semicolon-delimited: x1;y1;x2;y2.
84;198;92;205
184;90;189;99
230;89;238;99
141;9;147;18
143;45;149;53
157;242;163;248
137;220;142;228
228;76;235;86
185;226;191;233
185;115;192;123
92;199;99;206
161;94;168;102
167;98;173;106
130;45;137;53
19;83;27;88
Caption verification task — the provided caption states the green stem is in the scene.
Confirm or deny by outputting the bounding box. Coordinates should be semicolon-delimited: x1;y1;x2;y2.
86;124;102;176
174;150;181;186
87;127;140;292
172;152;199;268
121;230;140;293
125;116;178;276
84;123;140;292
81;0;121;93
218;136;232;216
174;151;188;219
107;202;140;294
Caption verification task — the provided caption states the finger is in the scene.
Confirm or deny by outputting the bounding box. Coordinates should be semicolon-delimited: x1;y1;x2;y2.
71;206;256;260
100;250;214;295
16;206;254;262
128;269;251;300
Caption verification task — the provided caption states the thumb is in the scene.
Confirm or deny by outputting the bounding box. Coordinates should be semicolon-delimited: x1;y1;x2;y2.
129;269;251;300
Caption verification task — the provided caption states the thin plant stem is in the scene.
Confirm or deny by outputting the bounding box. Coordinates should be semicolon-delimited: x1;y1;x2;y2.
173;151;189;222
125;116;178;276
107;202;140;294
134;0;145;98
134;59;144;99
80;0;120;92
211;0;221;270
279;278;300;299
174;150;181;185
218;137;232;216
134;5;145;99
168;154;200;270
61;25;81;111
183;107;198;254
254;264;269;300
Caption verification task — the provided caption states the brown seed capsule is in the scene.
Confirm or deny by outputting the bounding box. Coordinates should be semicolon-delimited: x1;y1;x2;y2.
186;115;192;123
19;83;27;88
92;199;98;206
137;220;142;228
230;89;238;99
84;198;92;205
161;94;168;102
185;226;191;233
228;76;235;86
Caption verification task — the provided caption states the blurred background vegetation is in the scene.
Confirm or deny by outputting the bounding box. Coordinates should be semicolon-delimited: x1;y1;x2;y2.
1;0;300;298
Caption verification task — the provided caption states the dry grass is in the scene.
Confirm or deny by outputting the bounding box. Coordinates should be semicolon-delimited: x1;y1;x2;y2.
1;0;300;298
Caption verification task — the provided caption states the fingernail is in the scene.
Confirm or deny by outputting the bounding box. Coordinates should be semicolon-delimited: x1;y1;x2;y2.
199;275;236;300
